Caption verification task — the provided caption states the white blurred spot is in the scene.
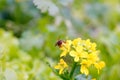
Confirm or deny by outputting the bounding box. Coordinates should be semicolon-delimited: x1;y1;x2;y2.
4;68;17;80
33;0;59;16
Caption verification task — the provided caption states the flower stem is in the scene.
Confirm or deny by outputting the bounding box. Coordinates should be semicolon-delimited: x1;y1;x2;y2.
69;62;77;79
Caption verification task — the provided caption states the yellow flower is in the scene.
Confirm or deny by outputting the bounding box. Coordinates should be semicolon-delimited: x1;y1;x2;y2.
81;65;89;75
83;39;97;52
69;45;83;62
90;43;96;51
55;37;105;76
60;48;68;57
87;51;99;64
70;46;88;62
92;78;96;80
80;60;91;75
54;59;68;74
94;61;105;74
60;40;72;57
72;38;82;47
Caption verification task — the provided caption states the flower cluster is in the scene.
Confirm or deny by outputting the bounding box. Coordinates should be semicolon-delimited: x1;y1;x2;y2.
54;38;105;76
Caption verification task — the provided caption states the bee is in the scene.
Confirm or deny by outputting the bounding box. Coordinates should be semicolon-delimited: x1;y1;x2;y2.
55;40;65;48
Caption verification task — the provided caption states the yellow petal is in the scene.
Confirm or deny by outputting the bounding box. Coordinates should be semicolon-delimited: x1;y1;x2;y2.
92;78;96;80
94;61;105;74
76;45;83;52
54;65;61;69
91;43;96;51
59;69;63;74
81;52;88;58
80;65;89;75
99;61;105;69
60;51;67;57
72;38;81;46
74;57;79;62
69;50;76;57
66;40;72;46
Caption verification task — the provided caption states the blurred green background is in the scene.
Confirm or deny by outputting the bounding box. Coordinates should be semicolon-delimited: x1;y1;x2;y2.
0;0;120;80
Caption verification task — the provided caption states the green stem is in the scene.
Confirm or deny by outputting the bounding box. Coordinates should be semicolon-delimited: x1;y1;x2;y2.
69;62;77;79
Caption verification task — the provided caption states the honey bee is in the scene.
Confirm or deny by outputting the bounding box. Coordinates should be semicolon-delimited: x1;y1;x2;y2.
55;40;65;48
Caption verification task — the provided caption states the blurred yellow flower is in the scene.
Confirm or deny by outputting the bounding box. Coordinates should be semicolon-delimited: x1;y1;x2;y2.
94;61;105;74
60;40;72;57
87;52;99;64
81;65;89;75
80;60;91;75
70;46;84;62
70;50;81;62
72;38;82;47
92;78;96;80
83;39;97;52
54;59;68;74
